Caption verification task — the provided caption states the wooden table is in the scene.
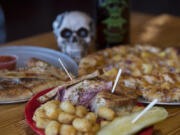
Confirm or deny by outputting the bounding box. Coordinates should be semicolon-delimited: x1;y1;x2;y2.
0;13;180;135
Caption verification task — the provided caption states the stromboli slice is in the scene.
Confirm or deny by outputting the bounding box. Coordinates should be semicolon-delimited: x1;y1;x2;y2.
38;70;100;103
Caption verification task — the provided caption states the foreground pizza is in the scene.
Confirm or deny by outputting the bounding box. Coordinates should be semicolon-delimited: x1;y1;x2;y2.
0;58;73;103
79;45;180;102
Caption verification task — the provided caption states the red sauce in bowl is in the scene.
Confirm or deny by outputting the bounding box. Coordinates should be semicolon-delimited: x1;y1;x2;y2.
0;55;17;70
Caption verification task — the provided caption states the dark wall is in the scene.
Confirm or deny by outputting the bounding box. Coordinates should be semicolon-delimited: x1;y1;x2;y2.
131;0;180;16
1;0;91;41
1;0;94;42
1;0;180;42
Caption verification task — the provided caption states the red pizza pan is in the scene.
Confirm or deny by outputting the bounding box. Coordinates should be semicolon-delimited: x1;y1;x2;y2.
25;88;153;135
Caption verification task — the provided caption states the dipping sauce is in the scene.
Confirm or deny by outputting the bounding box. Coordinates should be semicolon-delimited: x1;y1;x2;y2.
0;55;17;70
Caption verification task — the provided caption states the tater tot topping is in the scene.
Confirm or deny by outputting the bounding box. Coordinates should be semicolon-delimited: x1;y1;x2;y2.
33;100;118;135
60;124;77;135
45;121;60;135
58;112;75;124
97;106;115;120
75;105;88;117
60;101;75;114
72;118;92;132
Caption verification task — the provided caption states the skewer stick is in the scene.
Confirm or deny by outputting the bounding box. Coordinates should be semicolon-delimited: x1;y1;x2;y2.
58;58;73;81
132;99;158;124
111;68;122;93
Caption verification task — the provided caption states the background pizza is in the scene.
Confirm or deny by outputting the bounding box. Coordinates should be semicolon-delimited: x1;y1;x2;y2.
79;45;180;102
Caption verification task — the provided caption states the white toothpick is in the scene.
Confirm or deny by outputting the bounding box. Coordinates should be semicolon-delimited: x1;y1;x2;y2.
111;69;122;93
58;58;73;81
132;99;158;124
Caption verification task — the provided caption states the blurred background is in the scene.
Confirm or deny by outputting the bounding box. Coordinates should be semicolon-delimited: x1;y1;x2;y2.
0;0;180;44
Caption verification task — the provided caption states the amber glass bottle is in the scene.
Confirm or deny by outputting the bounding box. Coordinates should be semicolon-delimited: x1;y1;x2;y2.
96;0;129;50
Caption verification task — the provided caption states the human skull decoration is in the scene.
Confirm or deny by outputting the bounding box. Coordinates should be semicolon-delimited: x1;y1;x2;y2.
53;11;95;62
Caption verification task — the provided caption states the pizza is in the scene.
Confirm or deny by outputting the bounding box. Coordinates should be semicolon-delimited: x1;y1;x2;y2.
0;58;73;103
79;45;180;76
79;45;180;102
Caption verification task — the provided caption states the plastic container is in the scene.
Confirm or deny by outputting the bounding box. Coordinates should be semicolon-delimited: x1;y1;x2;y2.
0;55;18;70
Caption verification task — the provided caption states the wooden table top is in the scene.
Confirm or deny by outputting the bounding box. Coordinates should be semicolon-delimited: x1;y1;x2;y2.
0;12;180;135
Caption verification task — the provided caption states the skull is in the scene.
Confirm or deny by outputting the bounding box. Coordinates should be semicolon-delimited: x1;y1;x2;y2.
53;11;95;62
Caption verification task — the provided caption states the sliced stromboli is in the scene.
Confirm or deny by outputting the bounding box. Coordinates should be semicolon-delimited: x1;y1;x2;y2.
26;80;64;95
0;57;76;103
27;57;74;81
0;70;61;80
55;80;112;107
0;79;33;102
0;86;33;102
38;70;101;102
91;91;137;113
0;56;75;81
27;57;49;68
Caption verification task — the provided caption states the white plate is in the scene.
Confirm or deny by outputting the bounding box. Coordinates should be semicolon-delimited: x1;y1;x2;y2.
138;97;180;105
0;46;78;76
0;46;78;104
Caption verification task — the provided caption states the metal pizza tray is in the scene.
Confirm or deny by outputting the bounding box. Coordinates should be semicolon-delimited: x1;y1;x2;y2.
138;97;180;105
0;46;78;104
0;99;29;104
